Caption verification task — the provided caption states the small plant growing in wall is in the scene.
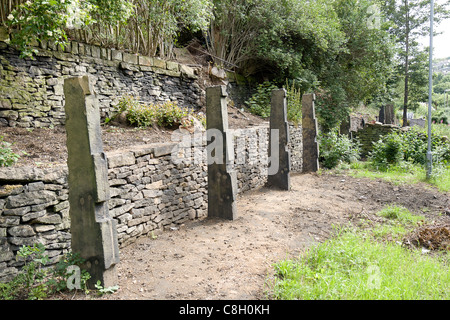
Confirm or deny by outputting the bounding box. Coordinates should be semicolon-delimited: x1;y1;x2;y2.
0;244;92;300
0;136;21;167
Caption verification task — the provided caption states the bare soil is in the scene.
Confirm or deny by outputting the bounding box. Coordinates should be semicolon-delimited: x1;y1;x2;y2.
94;172;449;300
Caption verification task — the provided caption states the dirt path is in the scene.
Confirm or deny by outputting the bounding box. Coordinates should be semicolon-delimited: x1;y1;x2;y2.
97;173;449;300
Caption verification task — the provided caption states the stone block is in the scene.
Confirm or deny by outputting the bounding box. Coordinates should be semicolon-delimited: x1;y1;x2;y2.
139;55;153;66
180;64;197;79
8;225;35;237
267;89;290;190
166;61;179;71
152;58;166;69
64;75;119;288
123;52;138;65
107;151;136;168
91;45;101;58
6;190;57;209
111;49;122;61
153;143;178;157
206;85;237;220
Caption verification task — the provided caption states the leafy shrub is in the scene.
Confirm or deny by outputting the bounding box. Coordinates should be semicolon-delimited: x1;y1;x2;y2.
369;127;450;171
246;80;303;123
0;244;91;300
245;82;277;118
0;136;20;167
112;95;202;129
285;79;302;125
319;130;361;169
369;131;404;170
154;101;190;128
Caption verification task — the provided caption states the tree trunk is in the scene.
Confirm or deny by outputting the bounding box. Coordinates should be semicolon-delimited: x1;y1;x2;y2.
402;0;410;127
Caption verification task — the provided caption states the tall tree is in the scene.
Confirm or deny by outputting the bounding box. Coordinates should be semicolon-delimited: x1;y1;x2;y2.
315;0;396;131
381;0;450;126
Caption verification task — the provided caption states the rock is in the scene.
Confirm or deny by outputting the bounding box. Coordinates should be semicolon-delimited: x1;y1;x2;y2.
107;151;136;168
33;214;62;225
8;225;35;237
210;66;226;80
6;190;57;209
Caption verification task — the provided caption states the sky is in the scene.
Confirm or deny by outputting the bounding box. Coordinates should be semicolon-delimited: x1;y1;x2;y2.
433;17;450;59
419;2;450;59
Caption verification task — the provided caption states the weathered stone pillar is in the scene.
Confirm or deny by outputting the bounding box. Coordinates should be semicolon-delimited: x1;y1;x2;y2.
64;76;119;288
267;89;290;190
206;85;237;220
302;93;319;173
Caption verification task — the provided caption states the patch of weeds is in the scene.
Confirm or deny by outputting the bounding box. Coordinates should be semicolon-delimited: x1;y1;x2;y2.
94;280;119;296
376;205;424;225
0;136;21;167
0;244;91;300
268;226;450;300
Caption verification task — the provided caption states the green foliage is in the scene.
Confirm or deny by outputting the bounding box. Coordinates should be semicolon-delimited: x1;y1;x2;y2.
369;131;404;170
48;251;91;294
315;86;351;133
369;127;450;171
0;244;91;300
376;205;424;225
269;225;450;300
245;82;277;118
94;280;119;296
113;95;203;128
0;136;20;167
380;0;450;125
285;79;303;125
6;0;94;58
319;130;361;169
245;80;303;123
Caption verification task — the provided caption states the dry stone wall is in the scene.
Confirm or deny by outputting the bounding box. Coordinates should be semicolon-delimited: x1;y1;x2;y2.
0;40;202;128
0;125;303;282
354;122;399;157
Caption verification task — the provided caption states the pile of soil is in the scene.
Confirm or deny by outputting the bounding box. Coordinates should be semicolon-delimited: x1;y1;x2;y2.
403;223;450;251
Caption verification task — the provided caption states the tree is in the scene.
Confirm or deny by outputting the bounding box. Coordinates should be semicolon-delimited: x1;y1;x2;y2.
380;0;450;126
315;0;396;131
5;0;131;58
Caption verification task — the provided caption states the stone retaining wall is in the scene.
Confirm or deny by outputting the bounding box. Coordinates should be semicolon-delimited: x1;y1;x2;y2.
0;125;302;282
354;122;399;157
0;40;202;128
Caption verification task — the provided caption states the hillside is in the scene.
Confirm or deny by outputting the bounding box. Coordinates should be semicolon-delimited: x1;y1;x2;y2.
434;57;450;74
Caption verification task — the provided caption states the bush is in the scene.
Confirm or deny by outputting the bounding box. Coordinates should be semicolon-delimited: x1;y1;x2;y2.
369;127;450;171
0;136;20;167
245;82;277;118
111;95;203;129
319;130;361;169
246;80;303;123
285;79;302;125
0;244;90;300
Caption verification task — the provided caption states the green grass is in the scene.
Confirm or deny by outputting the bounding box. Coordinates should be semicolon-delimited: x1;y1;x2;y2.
371;206;425;242
268;205;449;300
342;161;450;192
269;224;449;300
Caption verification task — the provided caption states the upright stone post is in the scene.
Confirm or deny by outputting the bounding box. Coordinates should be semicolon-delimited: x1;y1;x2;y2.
267;89;290;190
302;93;319;173
206;85;237;220
64;76;119;288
